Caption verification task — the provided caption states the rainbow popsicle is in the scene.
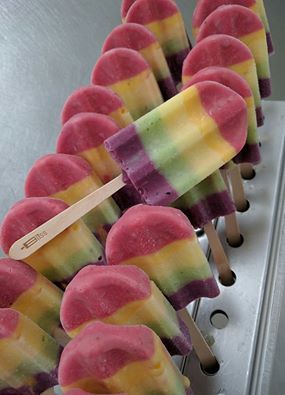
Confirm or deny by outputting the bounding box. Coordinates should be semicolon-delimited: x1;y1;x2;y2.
106;205;220;310
0;308;61;394
0;258;64;342
91;48;163;120
56;113;142;210
105;81;247;206
61;85;133;128
25;153;120;243
0;197;104;288
182;34;264;126
125;0;191;84
185;66;260;165
196;5;271;98
192;0;274;54
102;23;177;100
60;265;192;356
58;322;192;394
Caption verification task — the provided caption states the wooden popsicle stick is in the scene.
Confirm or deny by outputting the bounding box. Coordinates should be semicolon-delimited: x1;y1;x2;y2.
240;162;255;180
9;175;125;260
178;308;218;368
203;222;234;286
229;164;248;212
53;327;70;347
224;212;243;247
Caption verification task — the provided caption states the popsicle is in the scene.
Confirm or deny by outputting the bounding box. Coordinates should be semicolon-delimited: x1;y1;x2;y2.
9;81;247;260
125;0;191;84
58;322;192;394
60;265;192;356
121;0;137;22
192;0;274;54
0;257;69;346
106;204;220;310
196;5;271;98
56;113;142;210
0;197;104;287
0;308;61;394
182;34;264;126
102;23;177;100
25;153;120;243
91;48;163;120
61;85;133;128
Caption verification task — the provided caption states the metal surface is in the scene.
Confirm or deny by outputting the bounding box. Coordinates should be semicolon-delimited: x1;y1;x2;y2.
182;102;285;395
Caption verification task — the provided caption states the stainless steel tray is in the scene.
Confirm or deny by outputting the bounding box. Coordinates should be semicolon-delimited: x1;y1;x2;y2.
177;101;285;395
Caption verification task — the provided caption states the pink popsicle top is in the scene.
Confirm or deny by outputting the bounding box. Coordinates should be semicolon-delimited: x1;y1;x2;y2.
102;23;157;53
0;197;68;254
126;0;179;24
57;113;120;154
0;258;37;307
0;308;19;339
106;205;195;264
61;265;151;332
25;154;92;197
61;85;126;125
121;0;137;20
91;48;149;86
58;322;154;385
197;5;263;42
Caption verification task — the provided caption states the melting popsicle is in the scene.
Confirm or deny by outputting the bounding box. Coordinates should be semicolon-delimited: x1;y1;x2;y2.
182;34;264;126
25;153;120;243
196;5;271;98
58;322;192;394
0;308;61;394
106;204;220;310
91;48;163;120
192;0;274;54
0;197;104;288
125;0;191;84
102;23;177;100
0;258;68;346
60;265;192;356
61;85;133;128
56;113;142;210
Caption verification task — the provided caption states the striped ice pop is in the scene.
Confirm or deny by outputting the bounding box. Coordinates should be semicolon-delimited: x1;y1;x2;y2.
182;34;264;127
102;23;177;100
196;5;271;98
0;197;104;288
60;265;192;356
61;85;133;128
0;308;61;394
25;153;120;243
56;113;142;210
0;258;64;342
192;0;274;54
91;48;163;120
125;0;191;84
58;322;192;394
106;205;220;310
186;66;260;165
105;81;247;206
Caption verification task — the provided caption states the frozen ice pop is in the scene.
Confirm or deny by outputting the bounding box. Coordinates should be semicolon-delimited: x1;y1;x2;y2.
0;308;61;394
56;113;142;210
106;205;219;310
121;0;137;22
25;153;120;242
0;258;66;344
0;197;104;287
196;5;271;98
58;322;191;394
61;85;133;128
125;0;191;84
60;265;192;356
192;0;274;54
91;48;163;120
182;34;264;126
102;23;177;100
105;81;247;206
186;66;260;165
